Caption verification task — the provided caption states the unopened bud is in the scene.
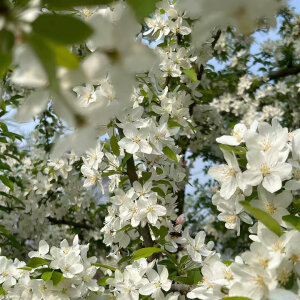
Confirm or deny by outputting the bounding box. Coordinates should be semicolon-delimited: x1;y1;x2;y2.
176;214;185;225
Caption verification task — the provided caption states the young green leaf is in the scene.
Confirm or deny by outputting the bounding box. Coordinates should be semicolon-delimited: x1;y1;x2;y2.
182;68;197;82
132;247;166;261
97;276;113;286
27;257;50;268
240;201;282;237
92;263;118;271
282;215;300;231
41;271;53;282
162;146;178;162
52;271;64;286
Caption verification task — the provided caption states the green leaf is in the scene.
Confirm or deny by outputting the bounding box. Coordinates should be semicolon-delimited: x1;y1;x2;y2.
92;263;117;271
0;225;22;250
118;255;132;265
240;201;282;237
0;191;25;207
0;29;14;77
187;268;202;285
27;257;50;268
179;255;190;269
0;175;14;191
41;271;53;281
151;187;165;197
110;135;120;156
219;144;246;155
168;119;184;129
42;0;113;9
49;43;79;69
0;161;11;171
116;224;132;233
132;247;166;261
282;215;300;230
52;271;64;286
222;260;233;266
222;297;252;300
127;0;159;21
162;146;178;162
182;68;197;82
141;171;152;184
121;153;132;169
174;276;193;285
32;14;93;45
97;276;113;286
0;285;3;295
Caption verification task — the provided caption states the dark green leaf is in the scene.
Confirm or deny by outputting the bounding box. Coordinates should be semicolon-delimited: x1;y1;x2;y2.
162;146;178;162
0;191;25;207
0;29;14;77
282;215;300;230
32;14;93;45
27;257;50;268
151;187;165;197
240;201;282;237
121;153;132;169
110;135;120;156
187;268;202;285
0;225;22;250
174;276;193;285
0;175;14;190
0;161;11;171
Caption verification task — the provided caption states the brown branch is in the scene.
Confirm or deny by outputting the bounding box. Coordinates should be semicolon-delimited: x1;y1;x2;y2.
268;64;300;80
197;29;222;81
47;217;93;230
117;127;154;252
170;283;195;294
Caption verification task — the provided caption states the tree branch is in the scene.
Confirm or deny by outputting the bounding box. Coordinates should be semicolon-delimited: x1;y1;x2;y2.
170;283;195;294
117;127;154;251
268;64;300;80
47;217;93;230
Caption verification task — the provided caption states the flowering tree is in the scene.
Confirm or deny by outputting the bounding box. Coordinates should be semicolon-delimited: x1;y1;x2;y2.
0;0;300;299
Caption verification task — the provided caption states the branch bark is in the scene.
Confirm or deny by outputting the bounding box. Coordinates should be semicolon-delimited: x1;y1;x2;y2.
268;64;300;80
117;127;154;251
47;216;93;230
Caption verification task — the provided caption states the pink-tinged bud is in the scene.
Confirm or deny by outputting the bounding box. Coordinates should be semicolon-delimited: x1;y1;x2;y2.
176;214;185;225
